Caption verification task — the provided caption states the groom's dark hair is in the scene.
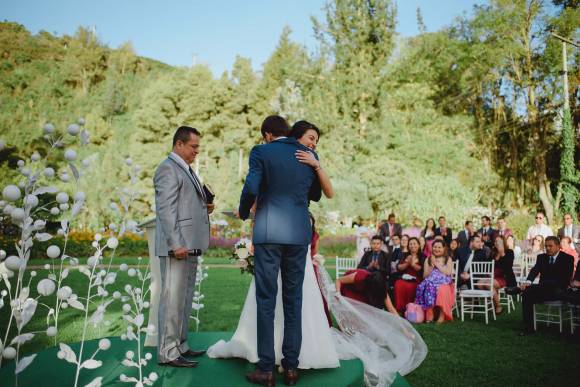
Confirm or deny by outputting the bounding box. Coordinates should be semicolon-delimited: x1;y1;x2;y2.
261;115;290;138
173;126;201;146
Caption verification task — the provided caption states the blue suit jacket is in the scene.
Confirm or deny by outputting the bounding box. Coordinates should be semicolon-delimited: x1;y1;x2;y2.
239;137;322;245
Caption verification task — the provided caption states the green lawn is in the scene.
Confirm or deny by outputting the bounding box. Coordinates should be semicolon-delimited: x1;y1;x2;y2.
1;263;579;387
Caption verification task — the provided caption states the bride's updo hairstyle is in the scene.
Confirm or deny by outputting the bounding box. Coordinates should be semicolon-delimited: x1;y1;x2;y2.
290;120;321;140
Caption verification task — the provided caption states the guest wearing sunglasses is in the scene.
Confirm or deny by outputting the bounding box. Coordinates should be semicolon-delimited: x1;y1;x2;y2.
525;212;553;245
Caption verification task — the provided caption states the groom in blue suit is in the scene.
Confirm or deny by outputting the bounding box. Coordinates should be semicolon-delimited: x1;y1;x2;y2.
240;115;321;386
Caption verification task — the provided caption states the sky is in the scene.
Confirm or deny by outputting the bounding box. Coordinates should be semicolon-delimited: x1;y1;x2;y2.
1;0;484;75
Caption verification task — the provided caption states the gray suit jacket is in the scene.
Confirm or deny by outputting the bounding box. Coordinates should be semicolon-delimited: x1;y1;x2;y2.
154;154;209;256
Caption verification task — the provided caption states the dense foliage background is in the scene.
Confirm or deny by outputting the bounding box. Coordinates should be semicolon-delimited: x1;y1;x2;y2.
0;0;578;231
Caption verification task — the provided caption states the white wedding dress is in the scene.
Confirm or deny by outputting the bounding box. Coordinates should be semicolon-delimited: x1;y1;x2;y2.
208;250;340;368
208;250;428;386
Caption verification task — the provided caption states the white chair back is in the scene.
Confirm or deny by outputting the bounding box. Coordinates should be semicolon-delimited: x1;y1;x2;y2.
336;257;357;278
468;261;495;293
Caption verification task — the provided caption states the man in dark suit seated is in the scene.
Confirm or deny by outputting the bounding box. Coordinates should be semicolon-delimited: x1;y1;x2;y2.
455;235;490;289
358;235;392;274
389;234;404;262
519;236;574;335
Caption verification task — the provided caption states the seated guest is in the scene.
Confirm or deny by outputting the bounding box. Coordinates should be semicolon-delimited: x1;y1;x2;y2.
557;260;580;305
421;218;436;241
457;221;475;248
456;235;490;289
415;240;455;323
525;211;553;244
527;235;545;258
561;236;578;269
435;216;453;246
448;239;459;260
493;217;513;240
475;236;516;314
506;235;522;263
357;235;392;273
558;213;580;257
336;269;398;314
394;237;424;313
404;218;422;238
519;236;574;335
390;234;404;263
419;236;427;256
379;213;402;249
477;215;495;248
401;234;410;255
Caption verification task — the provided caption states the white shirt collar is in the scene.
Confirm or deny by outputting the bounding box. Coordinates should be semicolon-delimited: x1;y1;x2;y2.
170;152;190;171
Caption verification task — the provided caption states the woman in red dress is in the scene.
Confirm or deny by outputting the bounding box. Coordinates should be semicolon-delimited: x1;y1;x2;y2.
335;269;398;314
394;237;423;313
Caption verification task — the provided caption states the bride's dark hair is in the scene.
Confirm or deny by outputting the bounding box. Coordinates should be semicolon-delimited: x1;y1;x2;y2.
290;120;321;140
365;270;388;309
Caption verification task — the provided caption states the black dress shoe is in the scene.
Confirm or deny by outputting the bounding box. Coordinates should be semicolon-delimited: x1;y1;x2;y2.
181;349;206;358
159;356;198;368
284;369;299;386
246;368;275;387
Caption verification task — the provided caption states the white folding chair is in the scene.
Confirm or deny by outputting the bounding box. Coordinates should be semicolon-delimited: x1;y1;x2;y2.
452;261;460;317
568;304;580;334
459;261;496;324
498;287;515;313
533;301;565;333
335;257;357;278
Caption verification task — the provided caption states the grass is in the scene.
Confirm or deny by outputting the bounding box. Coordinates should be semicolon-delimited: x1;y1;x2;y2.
1;261;579;387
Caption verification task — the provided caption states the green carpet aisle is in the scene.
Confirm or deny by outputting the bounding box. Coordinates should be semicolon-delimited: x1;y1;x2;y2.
0;332;410;386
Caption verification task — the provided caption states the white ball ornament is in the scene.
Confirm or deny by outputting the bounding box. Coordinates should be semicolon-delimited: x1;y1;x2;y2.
25;194;39;208
4;256;21;271
74;191;85;202
64;149;77;161
149;372;158;382
43;264;50;270
125;351;134;359
145;353;152;361
106;237;119;249
46;326;57;337
119;263;128;272
122;304;131;313
37;279;56;296
31;152;41;162
43;123;55;134
125;158;133;166
46;245;61;259
98;338;111;351
59;203;69;211
82;159;90;167
57;286;72;300
17;160;25;168
61;302;69;309
44;167;55;178
0;250;6;260
2;185;21;202
67;124;80;136
127;268;136;277
33;219;46;230
94;233;102;242
113;291;121;299
3;347;16;360
50;207;60;215
10;208;25;222
56;192;69;204
3;204;14;215
20;167;31;177
60;173;70;182
77;118;85;126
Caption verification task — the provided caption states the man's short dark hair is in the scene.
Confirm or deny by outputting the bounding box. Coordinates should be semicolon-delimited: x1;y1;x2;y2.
371;235;382;242
439;216;446;220
465;220;472;226
469;234;482;243
173;126;200;146
261;115;290;138
388;213;396;220
289;120;320;140
545;236;560;245
481;215;491;222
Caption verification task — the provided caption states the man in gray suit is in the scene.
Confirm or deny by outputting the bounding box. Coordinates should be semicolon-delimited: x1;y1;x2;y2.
558;213;580;256
154;126;214;368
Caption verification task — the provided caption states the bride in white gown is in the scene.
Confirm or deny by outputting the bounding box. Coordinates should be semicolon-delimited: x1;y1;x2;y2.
208;248;340;369
208;122;427;386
